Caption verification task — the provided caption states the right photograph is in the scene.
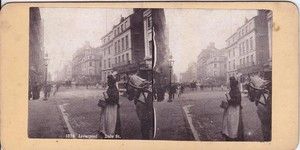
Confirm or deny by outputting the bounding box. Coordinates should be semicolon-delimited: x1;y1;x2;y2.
163;9;272;141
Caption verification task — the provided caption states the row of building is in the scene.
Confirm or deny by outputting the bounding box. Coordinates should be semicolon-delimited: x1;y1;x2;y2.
56;9;171;85
29;8;47;88
180;10;272;86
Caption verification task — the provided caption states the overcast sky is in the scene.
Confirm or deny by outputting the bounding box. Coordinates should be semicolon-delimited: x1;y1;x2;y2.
40;8;257;78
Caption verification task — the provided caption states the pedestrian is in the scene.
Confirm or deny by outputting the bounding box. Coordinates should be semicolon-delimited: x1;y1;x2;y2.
32;81;40;100
168;84;176;102
98;75;121;139
53;82;60;96
178;84;184;97
221;76;244;141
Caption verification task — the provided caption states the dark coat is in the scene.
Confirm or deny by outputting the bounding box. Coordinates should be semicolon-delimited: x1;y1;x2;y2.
106;75;119;105
229;87;241;106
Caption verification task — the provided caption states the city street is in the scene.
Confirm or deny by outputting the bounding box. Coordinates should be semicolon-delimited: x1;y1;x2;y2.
28;87;192;140
178;88;264;141
29;87;264;141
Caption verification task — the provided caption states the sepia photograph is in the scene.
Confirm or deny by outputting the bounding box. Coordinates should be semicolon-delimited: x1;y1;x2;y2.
28;7;272;141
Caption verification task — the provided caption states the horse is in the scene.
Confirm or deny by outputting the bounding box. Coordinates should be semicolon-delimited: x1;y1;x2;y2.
124;74;156;139
245;75;272;141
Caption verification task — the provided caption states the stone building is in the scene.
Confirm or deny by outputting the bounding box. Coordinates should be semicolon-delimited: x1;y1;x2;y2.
29;7;46;87
72;42;101;85
225;10;271;82
197;43;227;85
56;61;72;82
100;9;145;83
180;62;197;83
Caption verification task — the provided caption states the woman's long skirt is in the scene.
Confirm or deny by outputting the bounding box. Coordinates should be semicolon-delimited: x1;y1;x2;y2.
222;105;244;140
99;104;121;138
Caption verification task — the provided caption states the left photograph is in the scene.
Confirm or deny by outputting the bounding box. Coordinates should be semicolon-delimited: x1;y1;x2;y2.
28;7;171;139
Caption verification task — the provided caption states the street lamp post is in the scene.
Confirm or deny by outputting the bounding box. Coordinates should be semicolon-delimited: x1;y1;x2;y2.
43;52;49;100
168;55;174;102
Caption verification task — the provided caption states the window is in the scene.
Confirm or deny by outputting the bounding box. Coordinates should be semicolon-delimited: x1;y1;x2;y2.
240;59;242;66
121;24;123;31
214;64;217;68
108;46;110;54
122;38;124;51
214;71;216;76
233;60;235;69
243;42;245;53
251;55;254;65
104;49;106;56
246;56;249;65
233;48;235;57
118;27;120;34
115;42;117;53
108;58;111;68
89;61;92;66
104;60;106;69
114;30;116;36
125;35;129;49
239;43;242;56
228;61;231;70
118;56;121;63
149;40;153;56
243;58;245;65
122;55;124;62
126;53;129;62
246;39;249;52
115;57;117;64
147;16;152;29
250;37;253;50
118;40;120;53
229;50;231;58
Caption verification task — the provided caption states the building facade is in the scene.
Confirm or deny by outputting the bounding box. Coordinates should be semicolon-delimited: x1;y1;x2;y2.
225;10;271;82
72;43;101;85
142;9;170;83
29;7;46;87
100;9;145;83
266;10;272;73
180;62;197;83
56;61;72;82
197;43;227;85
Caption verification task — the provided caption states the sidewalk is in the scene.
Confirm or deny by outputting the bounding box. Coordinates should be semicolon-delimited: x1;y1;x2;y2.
154;99;194;140
119;95;194;140
28;98;68;138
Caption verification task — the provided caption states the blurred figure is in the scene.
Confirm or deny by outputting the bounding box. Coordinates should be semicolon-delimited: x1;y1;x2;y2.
178;84;184;97
43;83;52;100
32;81;40;100
168;84;176;102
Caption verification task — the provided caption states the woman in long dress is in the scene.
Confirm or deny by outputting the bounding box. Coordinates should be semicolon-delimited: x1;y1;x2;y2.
222;76;244;141
99;75;121;138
